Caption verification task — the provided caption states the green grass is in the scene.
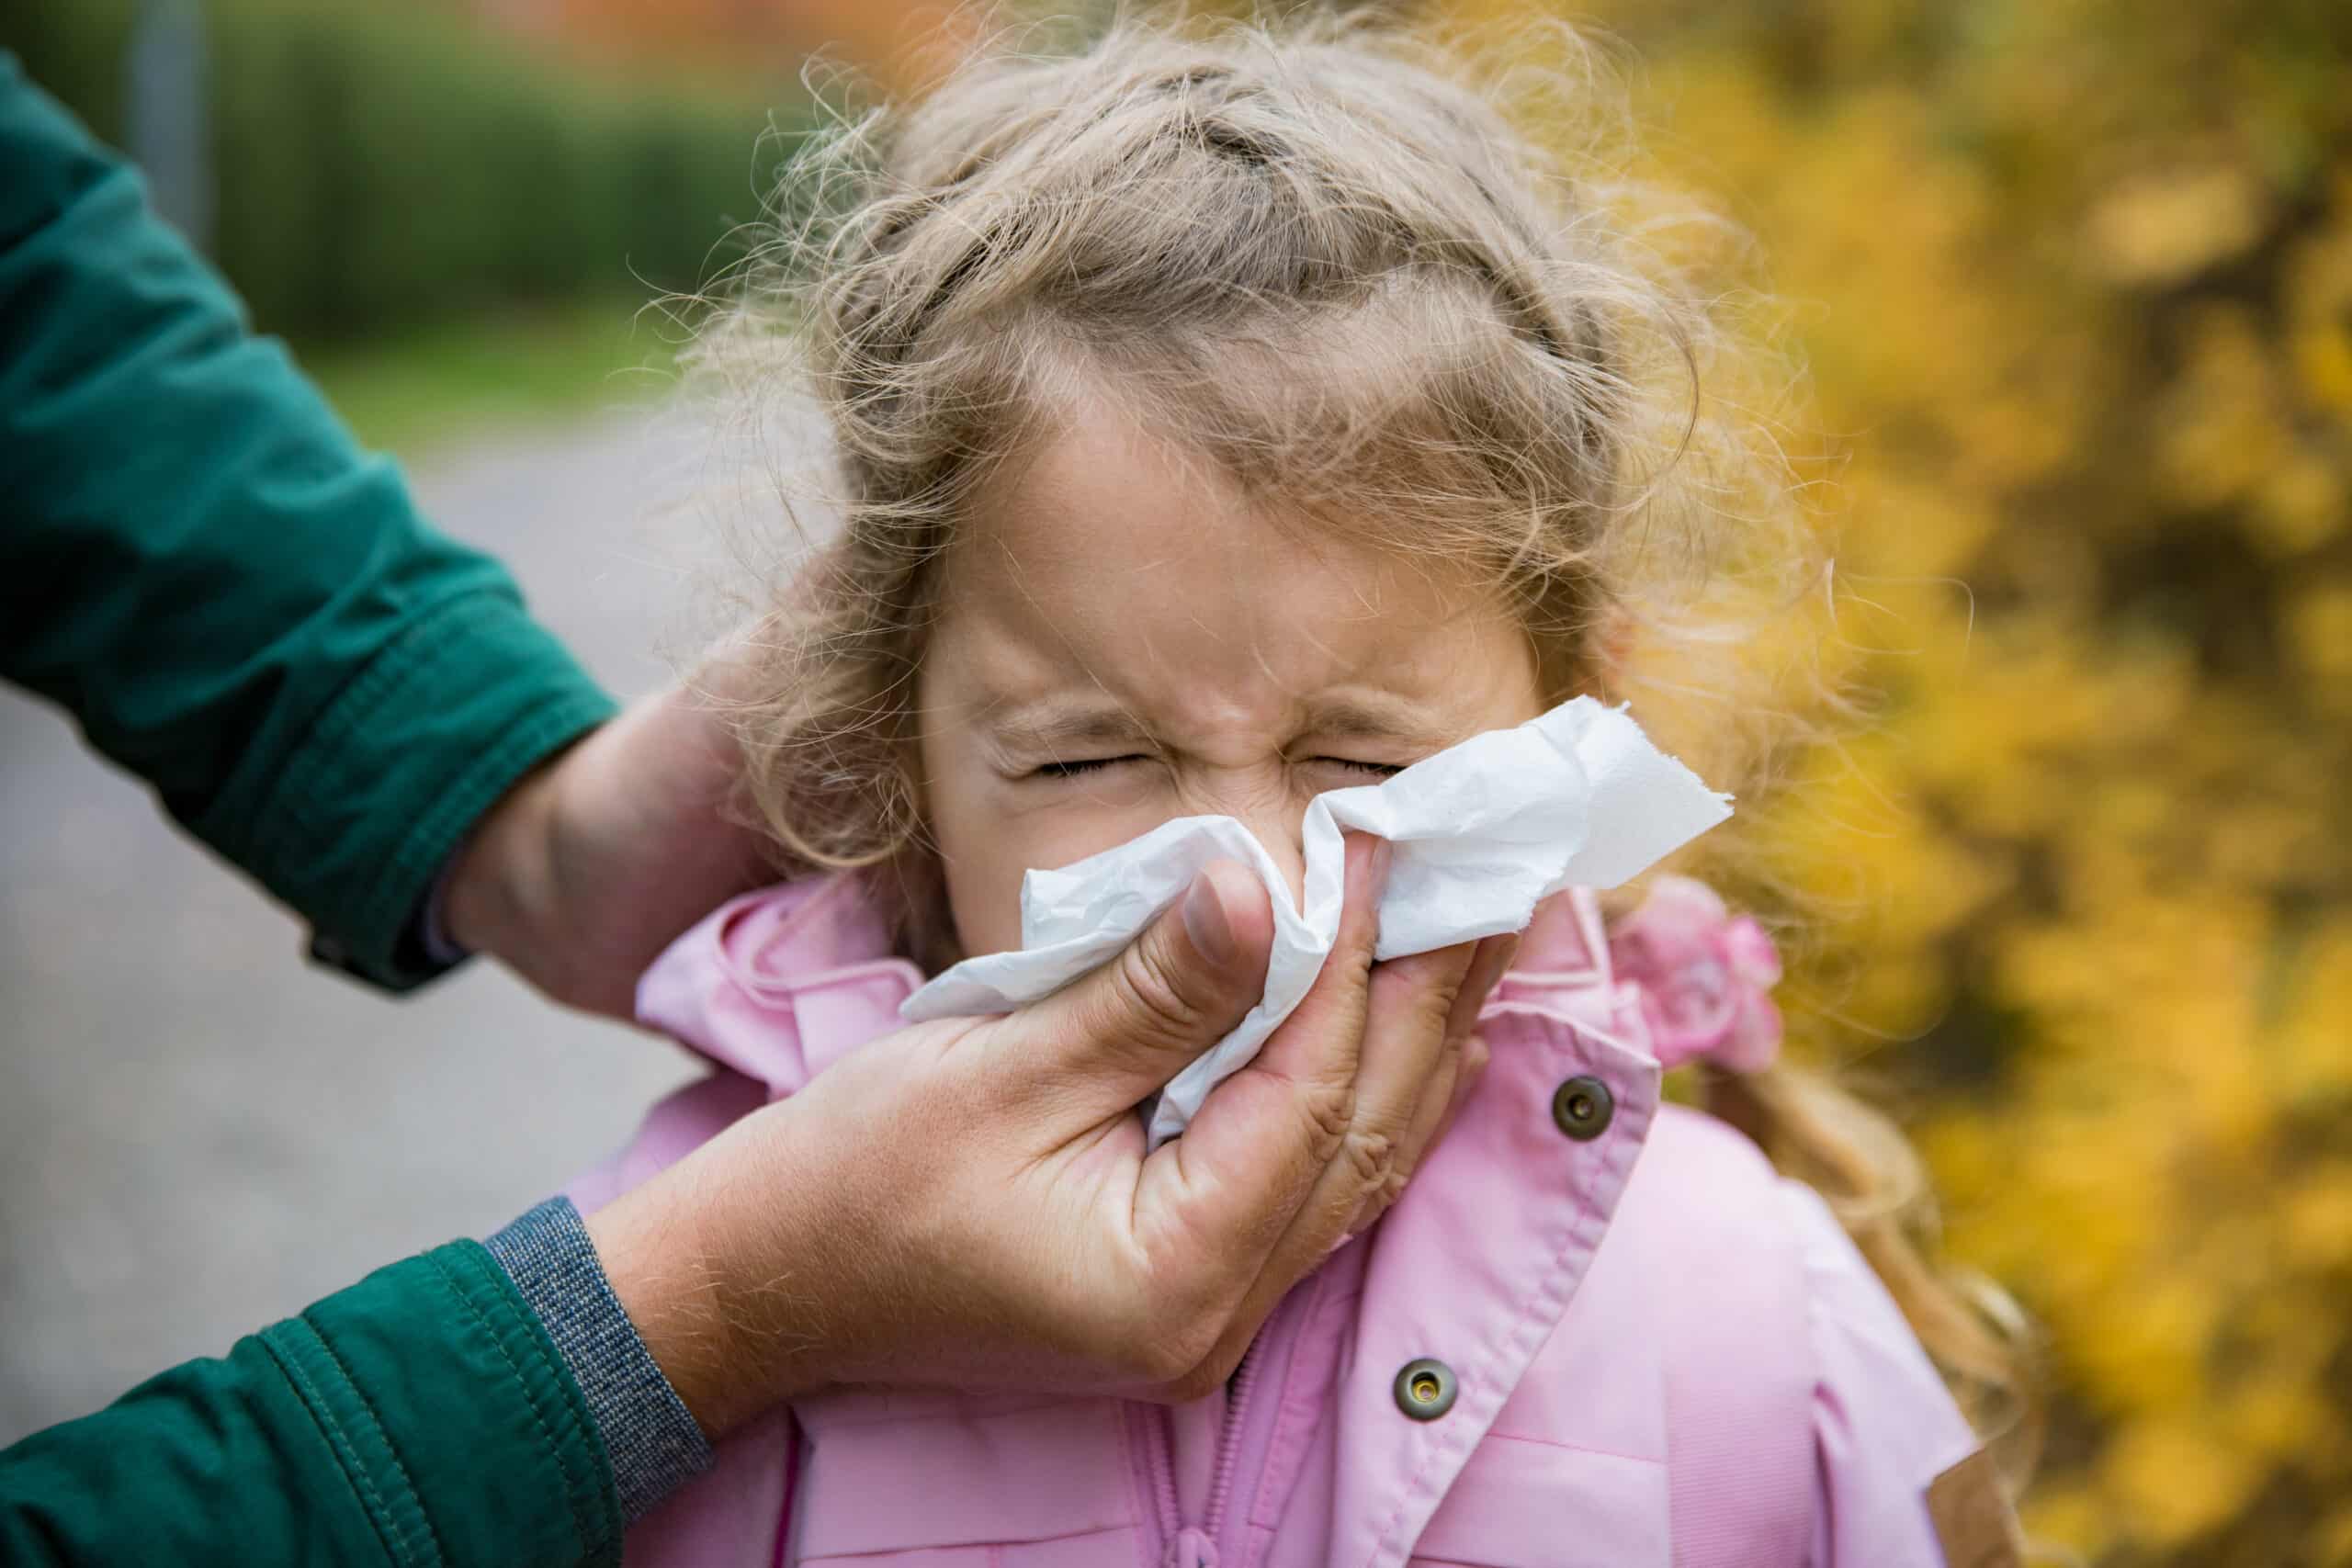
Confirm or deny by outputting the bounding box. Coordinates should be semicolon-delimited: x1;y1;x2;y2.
303;297;688;458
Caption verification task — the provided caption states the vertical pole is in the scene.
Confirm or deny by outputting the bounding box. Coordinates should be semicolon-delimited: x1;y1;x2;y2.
127;0;213;251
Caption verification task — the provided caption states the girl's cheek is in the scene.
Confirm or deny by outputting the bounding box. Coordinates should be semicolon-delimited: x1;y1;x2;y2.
941;784;1182;958
1013;786;1178;867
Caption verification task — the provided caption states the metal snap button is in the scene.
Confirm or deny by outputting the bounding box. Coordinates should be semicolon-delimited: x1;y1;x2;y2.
1393;1357;1458;1420
1551;1075;1613;1141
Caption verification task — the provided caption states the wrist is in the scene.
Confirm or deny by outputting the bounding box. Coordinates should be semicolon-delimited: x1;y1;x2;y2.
486;1199;715;1518
582;1101;840;1437
443;754;560;964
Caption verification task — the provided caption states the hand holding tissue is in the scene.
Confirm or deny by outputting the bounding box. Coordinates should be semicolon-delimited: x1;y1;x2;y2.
902;695;1732;1146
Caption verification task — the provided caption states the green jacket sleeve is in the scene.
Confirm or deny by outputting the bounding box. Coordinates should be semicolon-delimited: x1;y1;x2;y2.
0;56;618;988
0;1241;623;1568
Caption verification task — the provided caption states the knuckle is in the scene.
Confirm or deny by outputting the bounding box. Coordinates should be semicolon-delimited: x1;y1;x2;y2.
1388;1125;1433;1190
1421;960;1474;1032
1108;932;1204;1047
1299;1080;1357;1163
1340;1127;1398;1192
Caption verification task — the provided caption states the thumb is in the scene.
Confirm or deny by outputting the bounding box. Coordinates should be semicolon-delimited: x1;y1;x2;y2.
1014;859;1274;1117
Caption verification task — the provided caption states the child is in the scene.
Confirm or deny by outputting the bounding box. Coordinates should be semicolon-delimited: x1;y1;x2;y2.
574;15;2028;1565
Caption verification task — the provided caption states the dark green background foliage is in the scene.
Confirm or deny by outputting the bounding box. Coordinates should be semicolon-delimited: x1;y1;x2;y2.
6;0;797;339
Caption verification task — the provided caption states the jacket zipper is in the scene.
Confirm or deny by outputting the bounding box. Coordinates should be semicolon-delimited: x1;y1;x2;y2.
1139;1258;1340;1568
1144;1331;1273;1568
1145;1400;1182;1554
1204;1339;1265;1551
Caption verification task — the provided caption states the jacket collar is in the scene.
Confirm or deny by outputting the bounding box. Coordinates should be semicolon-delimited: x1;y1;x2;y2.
636;874;928;1099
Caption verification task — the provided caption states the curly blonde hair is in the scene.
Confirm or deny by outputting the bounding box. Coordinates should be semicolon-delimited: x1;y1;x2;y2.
691;6;2036;1486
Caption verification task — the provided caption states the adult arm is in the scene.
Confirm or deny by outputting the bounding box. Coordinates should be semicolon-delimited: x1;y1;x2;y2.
2;851;1506;1562
0;55;615;990
0;1236;624;1568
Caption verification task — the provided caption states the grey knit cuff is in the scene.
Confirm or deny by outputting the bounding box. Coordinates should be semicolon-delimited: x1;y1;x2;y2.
487;1196;715;1521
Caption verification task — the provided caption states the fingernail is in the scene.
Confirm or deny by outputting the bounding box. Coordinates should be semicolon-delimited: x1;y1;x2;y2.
1183;874;1238;966
1370;836;1395;889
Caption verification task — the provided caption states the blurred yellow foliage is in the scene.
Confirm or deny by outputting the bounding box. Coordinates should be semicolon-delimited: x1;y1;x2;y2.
1439;0;2352;1560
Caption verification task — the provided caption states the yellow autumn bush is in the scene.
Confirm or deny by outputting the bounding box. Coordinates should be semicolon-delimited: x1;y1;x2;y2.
1436;0;2352;1561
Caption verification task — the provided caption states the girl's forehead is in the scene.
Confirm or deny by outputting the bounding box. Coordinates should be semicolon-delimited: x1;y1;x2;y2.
956;402;1480;609
928;412;1538;737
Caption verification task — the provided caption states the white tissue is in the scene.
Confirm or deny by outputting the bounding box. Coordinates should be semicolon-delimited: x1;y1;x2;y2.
901;695;1731;1146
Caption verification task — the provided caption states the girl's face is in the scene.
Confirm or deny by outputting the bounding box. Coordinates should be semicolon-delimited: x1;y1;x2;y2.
915;402;1546;959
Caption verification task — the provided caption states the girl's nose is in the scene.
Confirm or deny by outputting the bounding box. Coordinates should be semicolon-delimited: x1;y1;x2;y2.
1174;769;1314;910
1229;797;1310;911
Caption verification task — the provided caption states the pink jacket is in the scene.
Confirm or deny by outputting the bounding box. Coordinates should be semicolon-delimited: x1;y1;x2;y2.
570;876;1977;1567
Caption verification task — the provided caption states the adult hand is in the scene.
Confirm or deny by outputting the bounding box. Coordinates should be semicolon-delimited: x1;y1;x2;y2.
585;833;1518;1437
441;666;775;1018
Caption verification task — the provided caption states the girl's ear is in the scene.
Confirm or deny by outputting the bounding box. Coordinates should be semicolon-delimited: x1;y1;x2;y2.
1587;603;1637;702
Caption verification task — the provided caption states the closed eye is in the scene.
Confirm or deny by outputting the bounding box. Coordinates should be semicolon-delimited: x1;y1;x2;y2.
1033;755;1148;779
1031;755;1409;780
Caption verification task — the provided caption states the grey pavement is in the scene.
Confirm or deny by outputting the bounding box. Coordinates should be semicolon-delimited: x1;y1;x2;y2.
0;405;746;1444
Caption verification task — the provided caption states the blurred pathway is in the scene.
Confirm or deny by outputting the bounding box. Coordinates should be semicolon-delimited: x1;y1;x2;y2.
0;408;721;1443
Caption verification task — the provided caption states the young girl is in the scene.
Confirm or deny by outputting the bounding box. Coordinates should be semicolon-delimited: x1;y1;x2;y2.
574;15;2029;1565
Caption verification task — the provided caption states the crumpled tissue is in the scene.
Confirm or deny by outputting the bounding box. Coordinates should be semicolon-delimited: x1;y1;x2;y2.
901;695;1731;1146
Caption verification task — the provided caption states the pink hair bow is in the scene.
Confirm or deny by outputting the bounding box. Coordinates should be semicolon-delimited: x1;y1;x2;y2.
1610;876;1783;1073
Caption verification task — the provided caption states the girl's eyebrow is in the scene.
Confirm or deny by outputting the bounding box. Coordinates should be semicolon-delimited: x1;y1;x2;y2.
986;701;1153;753
1301;694;1465;751
986;693;1464;754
